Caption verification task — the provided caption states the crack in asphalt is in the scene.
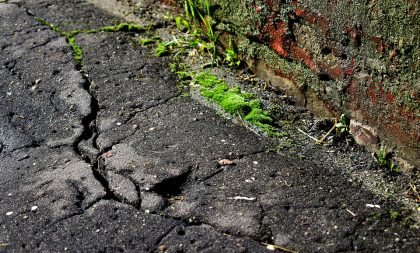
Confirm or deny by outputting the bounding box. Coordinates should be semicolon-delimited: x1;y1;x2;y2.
47;91;59;113
197;167;225;183
195;150;269;184
126;176;142;209
118;92;182;127
235;149;269;160
1;11;282;248
151;166;193;198
152;224;179;252
24;17;127;213
258;204;274;244
154;214;276;249
29;37;54;50
47;197;106;227
90;152;121;203
0;142;38;155
72;73;100;159
92;93;185;153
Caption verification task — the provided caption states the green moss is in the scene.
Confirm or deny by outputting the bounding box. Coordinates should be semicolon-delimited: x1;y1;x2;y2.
35;19;151;67
155;42;171;56
195;72;225;88
274;138;297;152
34;17;61;34
195;72;286;137
67;37;83;66
244;107;272;124
390;210;402;221
98;22;146;32
35;18;84;66
139;36;161;46
204;88;252;115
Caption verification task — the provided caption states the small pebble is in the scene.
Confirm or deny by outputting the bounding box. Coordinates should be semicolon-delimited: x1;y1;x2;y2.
31;206;38;212
116;122;122;126
158;245;167;252
6;211;13;216
266;245;276;251
366;204;380;208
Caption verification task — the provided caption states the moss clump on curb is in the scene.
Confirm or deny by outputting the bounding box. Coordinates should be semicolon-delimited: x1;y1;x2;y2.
195;72;286;137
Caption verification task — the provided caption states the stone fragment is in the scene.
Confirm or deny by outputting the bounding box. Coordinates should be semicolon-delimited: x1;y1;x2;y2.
0;116;33;152
140;192;165;212
107;171;139;206
349;120;380;152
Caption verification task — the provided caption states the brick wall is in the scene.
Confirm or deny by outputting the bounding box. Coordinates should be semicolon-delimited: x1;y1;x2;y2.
210;0;419;167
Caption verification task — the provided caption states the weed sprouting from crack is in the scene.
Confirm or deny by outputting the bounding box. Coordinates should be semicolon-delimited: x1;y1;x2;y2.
375;147;400;174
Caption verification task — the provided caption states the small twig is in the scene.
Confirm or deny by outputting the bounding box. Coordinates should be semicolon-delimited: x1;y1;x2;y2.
296;127;318;142
316;123;337;144
410;184;420;202
282;180;292;187
346;209;356;217
0;243;9;248
262;242;299;253
171;34;179;44
201;61;214;69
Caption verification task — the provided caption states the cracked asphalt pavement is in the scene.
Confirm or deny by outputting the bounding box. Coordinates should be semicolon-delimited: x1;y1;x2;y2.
0;1;419;252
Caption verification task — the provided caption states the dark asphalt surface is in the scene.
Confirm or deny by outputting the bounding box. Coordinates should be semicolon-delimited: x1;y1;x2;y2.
0;1;419;252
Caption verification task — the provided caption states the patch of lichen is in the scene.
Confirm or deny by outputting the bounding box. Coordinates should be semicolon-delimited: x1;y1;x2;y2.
195;72;286;137
212;0;419;112
237;36;319;90
297;0;419;110
209;0;264;36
